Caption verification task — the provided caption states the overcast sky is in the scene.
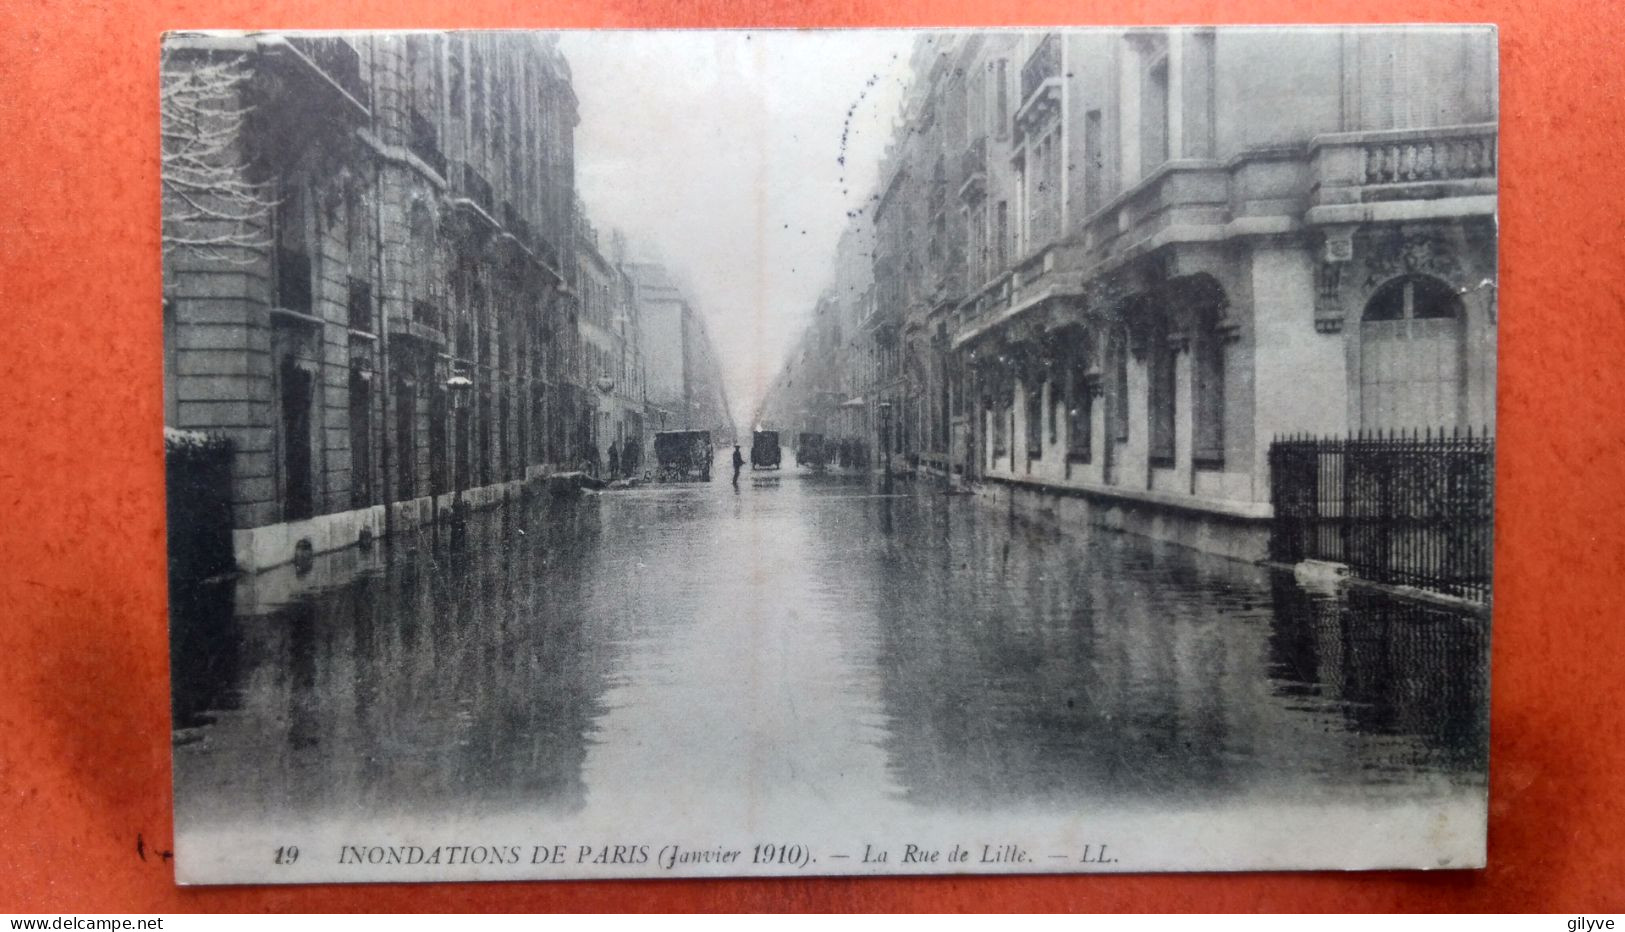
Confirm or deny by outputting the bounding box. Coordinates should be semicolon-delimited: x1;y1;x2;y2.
559;30;915;430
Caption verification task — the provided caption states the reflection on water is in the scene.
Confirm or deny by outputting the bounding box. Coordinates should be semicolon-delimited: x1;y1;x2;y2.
172;472;1486;832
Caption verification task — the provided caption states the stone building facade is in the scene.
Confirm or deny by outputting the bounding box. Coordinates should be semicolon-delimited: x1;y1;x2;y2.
624;262;737;443
163;32;605;571
766;27;1498;558
574;219;646;476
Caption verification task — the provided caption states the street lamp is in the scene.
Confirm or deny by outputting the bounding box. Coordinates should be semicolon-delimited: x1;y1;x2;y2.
878;400;893;492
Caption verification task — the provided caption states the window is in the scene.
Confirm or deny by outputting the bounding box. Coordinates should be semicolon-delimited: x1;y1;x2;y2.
274;181;311;313
968;63;987;140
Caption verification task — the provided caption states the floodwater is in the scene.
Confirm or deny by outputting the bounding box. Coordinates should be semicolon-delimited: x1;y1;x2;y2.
170;467;1490;881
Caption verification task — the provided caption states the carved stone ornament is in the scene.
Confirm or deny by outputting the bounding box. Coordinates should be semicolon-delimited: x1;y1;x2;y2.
1362;227;1463;289
1323;226;1356;264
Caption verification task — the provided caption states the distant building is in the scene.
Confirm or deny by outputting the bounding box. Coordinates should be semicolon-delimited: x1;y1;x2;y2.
769;27;1498;558
624;262;737;443
574;213;646;475
162;33;585;571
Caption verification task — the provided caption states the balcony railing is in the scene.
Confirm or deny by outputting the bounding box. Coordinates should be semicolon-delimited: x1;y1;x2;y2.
533;233;560;272
287;37;365;107
500;200;536;252
1363;128;1496;185
408;108;446;179
461;163;496;217
961;136;986;181
1311;123;1497;206
412;297;440;331
1020;34;1061;105
346;277;373;331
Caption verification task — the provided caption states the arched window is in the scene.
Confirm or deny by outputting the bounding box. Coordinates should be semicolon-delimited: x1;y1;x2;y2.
1359;274;1466;431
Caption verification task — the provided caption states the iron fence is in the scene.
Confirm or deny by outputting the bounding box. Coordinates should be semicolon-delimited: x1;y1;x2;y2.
1269;428;1494;602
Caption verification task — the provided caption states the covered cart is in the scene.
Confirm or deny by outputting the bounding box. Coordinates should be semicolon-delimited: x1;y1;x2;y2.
653;430;713;482
751;429;782;470
795;432;827;469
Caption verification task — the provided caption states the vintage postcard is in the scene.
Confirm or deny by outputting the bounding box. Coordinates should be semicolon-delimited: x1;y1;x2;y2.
161;26;1497;884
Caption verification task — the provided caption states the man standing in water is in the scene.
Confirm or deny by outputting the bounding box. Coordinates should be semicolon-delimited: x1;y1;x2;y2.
731;443;745;487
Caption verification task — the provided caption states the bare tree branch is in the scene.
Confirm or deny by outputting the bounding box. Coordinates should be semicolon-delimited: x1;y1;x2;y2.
160;49;278;265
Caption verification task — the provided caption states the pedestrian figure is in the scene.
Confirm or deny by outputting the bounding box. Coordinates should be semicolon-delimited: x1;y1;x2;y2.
623;437;638;477
732;444;745;486
608;441;620;480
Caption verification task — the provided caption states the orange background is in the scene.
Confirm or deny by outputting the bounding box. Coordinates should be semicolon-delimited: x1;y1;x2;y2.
1;0;1621;913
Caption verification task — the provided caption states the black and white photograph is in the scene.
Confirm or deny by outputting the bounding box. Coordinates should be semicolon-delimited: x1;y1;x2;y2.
160;26;1498;884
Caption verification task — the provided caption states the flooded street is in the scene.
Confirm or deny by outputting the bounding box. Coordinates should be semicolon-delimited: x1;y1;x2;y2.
171;469;1488;880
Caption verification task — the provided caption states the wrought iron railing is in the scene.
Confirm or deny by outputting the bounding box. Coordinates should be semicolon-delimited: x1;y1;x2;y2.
412;297;440;331
1269;429;1494;602
288;37;365;106
961;136;986;180
1020;34;1061;104
408;108;446;178
462;163;495;216
1363;126;1497;185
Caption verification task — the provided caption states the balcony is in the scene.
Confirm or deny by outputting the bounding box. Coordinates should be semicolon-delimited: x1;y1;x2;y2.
532;233;561;274
1079;160;1230;260
958;136;987;202
257;36;369;129
408;108;447;179
286;37;365;107
1020;33;1059;114
1310;123;1497;212
413;298;441;331
462;164;496;217
388;299;446;347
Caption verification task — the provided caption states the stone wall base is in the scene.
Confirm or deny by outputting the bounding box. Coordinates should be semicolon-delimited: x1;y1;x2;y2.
975;476;1271;563
230;477;534;574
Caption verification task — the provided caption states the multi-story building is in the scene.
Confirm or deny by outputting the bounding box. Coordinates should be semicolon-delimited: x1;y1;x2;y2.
624;262;737;444
773;27;1498;559
162;32;583;572
574;216;646;475
756;221;875;463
